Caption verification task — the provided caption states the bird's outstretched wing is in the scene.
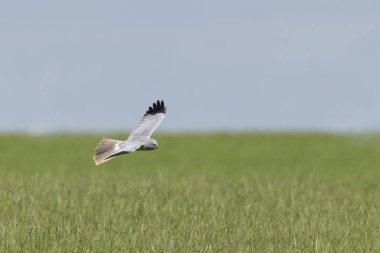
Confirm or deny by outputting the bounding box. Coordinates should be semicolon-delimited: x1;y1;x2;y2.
127;100;167;140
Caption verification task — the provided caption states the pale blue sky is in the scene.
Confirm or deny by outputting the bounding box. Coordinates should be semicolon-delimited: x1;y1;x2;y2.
1;1;379;132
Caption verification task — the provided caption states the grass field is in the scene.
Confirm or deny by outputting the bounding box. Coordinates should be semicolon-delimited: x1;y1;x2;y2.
0;133;380;252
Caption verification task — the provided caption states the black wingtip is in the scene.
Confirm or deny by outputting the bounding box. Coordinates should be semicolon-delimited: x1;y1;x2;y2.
145;100;167;115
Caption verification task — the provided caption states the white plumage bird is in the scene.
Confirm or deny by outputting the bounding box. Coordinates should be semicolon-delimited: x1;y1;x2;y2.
93;100;167;165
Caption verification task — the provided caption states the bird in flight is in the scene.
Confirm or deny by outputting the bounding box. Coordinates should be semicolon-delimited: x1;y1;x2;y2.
93;100;167;165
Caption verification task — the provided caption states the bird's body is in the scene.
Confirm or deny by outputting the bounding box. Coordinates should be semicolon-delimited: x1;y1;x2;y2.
93;100;166;165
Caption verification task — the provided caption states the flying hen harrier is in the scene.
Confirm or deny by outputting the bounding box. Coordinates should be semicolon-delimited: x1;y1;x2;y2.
93;100;167;165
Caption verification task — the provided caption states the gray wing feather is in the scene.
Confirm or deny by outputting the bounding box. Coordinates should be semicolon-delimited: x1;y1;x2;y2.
128;100;166;140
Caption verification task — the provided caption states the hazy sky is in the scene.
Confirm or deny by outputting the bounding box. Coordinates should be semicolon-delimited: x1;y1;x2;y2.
1;1;379;132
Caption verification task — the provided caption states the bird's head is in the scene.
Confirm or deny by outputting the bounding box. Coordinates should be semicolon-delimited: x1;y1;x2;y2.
142;139;159;150
151;139;158;149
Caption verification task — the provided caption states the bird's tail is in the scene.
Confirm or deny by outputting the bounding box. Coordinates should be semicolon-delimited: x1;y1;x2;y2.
93;138;122;165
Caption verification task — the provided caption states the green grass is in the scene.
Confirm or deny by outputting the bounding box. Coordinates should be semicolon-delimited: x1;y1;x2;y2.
0;133;380;252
